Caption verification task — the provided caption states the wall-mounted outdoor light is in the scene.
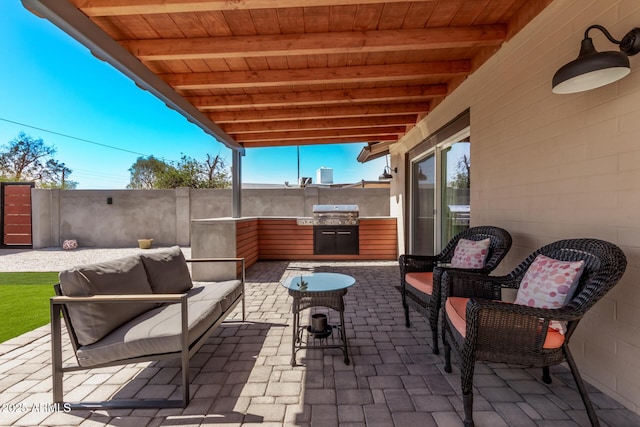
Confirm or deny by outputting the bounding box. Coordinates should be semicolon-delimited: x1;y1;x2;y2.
378;166;397;180
552;25;640;94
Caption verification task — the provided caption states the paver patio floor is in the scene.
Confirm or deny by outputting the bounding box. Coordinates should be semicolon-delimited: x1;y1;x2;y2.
1;260;639;426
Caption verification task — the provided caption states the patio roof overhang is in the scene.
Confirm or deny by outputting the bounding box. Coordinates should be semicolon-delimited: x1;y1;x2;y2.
22;0;553;156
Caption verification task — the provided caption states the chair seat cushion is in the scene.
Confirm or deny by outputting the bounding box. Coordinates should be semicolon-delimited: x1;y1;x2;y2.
405;272;434;295
450;238;491;269
76;281;241;367
445;297;565;349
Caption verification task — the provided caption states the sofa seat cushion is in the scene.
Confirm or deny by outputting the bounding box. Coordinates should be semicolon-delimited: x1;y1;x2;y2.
76;281;241;367
405;272;434;296
445;297;564;349
140;246;193;294
59;255;156;346
192;280;243;311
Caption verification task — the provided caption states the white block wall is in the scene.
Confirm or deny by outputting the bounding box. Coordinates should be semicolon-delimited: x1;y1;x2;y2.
392;0;640;414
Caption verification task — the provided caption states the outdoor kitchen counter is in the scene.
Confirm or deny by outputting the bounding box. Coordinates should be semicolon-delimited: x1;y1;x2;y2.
191;216;397;281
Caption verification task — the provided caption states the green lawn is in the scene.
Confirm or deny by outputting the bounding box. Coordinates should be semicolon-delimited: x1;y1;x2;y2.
0;272;59;343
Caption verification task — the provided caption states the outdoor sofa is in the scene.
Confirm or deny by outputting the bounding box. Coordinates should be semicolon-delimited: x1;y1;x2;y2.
50;246;245;409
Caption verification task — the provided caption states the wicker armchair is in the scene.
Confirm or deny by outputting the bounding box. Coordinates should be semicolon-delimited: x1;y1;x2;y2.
441;238;627;427
399;226;512;354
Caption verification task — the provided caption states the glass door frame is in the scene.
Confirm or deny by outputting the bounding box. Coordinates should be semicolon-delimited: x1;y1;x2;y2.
408;127;470;255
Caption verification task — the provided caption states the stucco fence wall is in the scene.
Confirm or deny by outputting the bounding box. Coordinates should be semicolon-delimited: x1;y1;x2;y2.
30;187;390;249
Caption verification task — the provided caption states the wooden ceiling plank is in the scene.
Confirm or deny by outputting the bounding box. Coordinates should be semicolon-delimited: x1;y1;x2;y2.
427;0;464;27
76;0;442;17
222;114;417;133
208;102;431;123
162;61;469;90
246;9;280;35
115;14;159;38
303;6;331;33
223;57;252;71
329;4;358;32
91;16;135;40
402;2;436;29
221;9;257;36
241;134;398;148
277;7;305;34
354;4;384;31
230;125;406;142
264;56;290;70
188;85;447;109
450;1;492;27
196;11;234;37
378;2;410;30
142;13;183;38
120;26;506;60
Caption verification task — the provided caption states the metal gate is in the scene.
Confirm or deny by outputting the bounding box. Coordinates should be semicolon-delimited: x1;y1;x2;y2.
1;182;34;248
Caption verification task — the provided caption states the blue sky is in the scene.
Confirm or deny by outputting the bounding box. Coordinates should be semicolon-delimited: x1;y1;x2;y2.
0;1;388;189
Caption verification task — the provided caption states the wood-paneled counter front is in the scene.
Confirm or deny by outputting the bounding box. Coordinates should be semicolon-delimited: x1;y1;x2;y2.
254;218;397;262
192;216;397;279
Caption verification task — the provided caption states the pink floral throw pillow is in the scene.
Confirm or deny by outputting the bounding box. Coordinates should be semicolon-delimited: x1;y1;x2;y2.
515;254;585;334
450;238;491;269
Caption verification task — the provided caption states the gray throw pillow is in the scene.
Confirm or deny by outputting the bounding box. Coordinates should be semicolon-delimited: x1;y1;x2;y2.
140;246;193;294
59;255;155;346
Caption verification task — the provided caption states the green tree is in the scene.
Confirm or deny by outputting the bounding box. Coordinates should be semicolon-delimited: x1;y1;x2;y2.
203;154;231;188
450;154;470;189
127;156;170;189
0;132;77;189
127;153;231;189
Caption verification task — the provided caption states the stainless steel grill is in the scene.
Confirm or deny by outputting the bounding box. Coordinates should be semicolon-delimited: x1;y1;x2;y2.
311;204;359;225
310;205;359;255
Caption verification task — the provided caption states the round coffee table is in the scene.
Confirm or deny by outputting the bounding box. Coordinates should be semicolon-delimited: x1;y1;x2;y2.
281;272;356;366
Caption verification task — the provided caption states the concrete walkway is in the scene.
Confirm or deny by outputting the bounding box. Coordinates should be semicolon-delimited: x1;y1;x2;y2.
1;254;639;426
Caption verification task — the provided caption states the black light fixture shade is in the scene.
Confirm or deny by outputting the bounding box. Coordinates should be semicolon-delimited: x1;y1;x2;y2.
378;166;397;180
552;25;640;94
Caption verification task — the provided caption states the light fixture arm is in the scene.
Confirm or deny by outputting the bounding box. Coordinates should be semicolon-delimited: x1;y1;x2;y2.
585;24;640;56
585;25;621;45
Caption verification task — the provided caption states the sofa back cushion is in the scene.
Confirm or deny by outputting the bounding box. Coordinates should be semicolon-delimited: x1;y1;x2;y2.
140;246;193;294
59;255;156;346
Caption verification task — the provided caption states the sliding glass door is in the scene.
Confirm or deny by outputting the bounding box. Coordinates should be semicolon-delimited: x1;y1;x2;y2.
408;117;470;255
440;139;470;248
411;154;436;255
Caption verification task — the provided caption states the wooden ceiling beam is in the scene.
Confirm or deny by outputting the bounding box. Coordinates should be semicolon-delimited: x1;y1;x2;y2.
122;26;506;60
222;115;416;133
188;85;446;110
208;102;430;123
241;134;399;148
231;126;406;143
78;0;439;16
164;61;469;90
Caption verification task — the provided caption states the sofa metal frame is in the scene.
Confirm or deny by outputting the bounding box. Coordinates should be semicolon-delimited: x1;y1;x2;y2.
50;257;245;409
